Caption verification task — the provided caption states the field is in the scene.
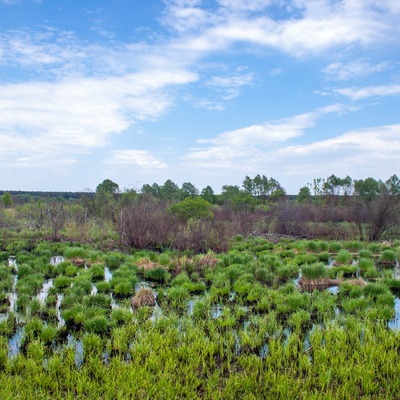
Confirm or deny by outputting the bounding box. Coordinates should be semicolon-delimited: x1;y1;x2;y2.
1;236;400;399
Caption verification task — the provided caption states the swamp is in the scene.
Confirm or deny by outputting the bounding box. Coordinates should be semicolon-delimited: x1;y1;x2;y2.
1;235;400;399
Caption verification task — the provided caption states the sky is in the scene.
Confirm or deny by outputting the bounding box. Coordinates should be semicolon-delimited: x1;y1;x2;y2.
0;0;399;194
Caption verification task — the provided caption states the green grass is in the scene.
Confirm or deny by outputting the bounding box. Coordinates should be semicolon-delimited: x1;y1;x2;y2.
2;237;400;399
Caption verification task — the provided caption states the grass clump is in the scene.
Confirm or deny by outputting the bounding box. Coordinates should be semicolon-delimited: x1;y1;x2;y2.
379;250;396;266
301;263;326;279
131;287;156;308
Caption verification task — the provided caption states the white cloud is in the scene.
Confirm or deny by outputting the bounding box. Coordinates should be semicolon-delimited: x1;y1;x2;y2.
333;85;400;100
0;0;20;4
183;104;346;168
166;0;398;57
206;71;255;99
0;69;197;167
267;124;400;186
323;60;391;81
107;150;167;169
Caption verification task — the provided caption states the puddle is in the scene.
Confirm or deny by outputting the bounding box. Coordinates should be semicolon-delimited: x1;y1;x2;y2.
50;256;65;266
56;294;65;328
104;267;112;282
392;262;400;280
8;326;24;359
67;334;84;368
37;279;53;305
259;340;269;359
91;284;98;296
211;305;223;319
294;272;302;287
150;305;163;322
388;298;400;330
327;286;339;295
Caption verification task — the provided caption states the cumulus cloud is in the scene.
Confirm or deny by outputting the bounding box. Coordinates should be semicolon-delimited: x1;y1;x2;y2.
107;150;167;169
166;0;398;57
0;69;197;167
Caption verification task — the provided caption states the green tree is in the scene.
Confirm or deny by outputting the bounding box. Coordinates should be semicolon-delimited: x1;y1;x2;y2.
141;183;161;197
354;177;382;202
96;179;119;194
169;197;213;221
1;192;12;208
297;186;312;203
160;180;182;201
385;174;400;195
181;182;199;198
200;185;216;204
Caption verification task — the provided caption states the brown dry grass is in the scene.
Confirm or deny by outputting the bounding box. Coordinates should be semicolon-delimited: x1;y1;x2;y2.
131;287;156;308
299;277;366;291
137;259;159;271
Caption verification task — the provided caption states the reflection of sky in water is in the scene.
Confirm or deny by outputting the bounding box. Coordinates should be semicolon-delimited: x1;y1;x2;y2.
8;327;24;359
104;267;112;282
50;256;65;266
37;279;53;304
388;298;400;330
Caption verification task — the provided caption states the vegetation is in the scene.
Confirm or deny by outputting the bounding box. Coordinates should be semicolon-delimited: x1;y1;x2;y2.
1;175;400;398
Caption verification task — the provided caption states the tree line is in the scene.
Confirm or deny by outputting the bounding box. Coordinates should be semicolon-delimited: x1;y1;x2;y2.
1;173;400;252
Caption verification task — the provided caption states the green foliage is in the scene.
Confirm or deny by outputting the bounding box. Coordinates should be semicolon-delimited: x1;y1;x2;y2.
1;192;13;208
169;197;213;221
144;267;169;283
301;263;326;279
96;179;119;194
334;249;352;265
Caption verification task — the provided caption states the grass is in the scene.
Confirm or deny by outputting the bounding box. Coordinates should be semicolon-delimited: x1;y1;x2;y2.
2;237;400;399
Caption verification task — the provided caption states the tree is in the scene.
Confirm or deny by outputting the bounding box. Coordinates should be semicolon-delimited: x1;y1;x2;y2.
297;186;312;203
141;183;161;197
200;186;216;204
181;182;199;198
354;177;382;202
1;192;12;208
385;174;400;195
160;180;182;201
96;179;119;194
242;174;283;202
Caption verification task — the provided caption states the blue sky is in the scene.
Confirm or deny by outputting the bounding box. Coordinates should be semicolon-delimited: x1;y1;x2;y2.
0;0;399;194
